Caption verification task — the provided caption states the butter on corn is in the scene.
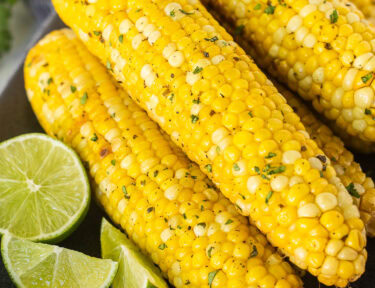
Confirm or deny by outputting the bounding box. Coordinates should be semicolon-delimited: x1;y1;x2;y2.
203;0;375;151
25;29;303;288
51;0;368;286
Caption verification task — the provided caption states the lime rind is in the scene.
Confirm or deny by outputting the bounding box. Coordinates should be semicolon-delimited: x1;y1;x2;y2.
100;218;169;288
0;133;90;243
1;234;118;288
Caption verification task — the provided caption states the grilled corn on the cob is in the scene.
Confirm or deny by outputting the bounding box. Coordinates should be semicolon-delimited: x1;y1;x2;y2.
203;0;375;151
279;84;375;236
52;0;367;286
25;29;303;288
204;7;375;236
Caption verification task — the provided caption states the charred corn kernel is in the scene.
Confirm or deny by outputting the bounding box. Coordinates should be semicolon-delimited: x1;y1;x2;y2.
52;0;366;285
203;0;375;152
26;29;302;288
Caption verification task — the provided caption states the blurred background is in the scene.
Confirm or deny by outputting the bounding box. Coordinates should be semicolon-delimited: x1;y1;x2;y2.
0;0;53;92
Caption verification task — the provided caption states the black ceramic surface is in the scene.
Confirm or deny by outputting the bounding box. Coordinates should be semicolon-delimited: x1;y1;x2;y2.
0;14;374;288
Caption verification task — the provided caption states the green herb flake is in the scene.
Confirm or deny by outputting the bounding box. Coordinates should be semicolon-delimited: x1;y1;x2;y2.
47;77;53;85
106;60;112;71
250;245;258;258
233;163;240;171
330;9;338;24
179;9;194;15
147;207;154;213
331;156;337;162
204;36;219;42
254;166;260;174
122;185;130;199
264;4;275;14
362;72;373;83
265;152;276;159
93;30;101;36
207;246;214;258
365;108;372;115
154;170;159;177
234;25;245;36
158;243;167;250
170;9;175;17
208;270;219;287
111;159;116;166
70;85;77;93
205;164;212;172
320;171;324;177
248;111;253;117
346;183;360;198
191;114;199;123
118;34;124;43
254;3;261;10
225;219;233;225
91;134;98;142
265;191;273;204
80;92;88;104
192;98;200;104
267;165;286;175
183;213;187;219
193;66;203;74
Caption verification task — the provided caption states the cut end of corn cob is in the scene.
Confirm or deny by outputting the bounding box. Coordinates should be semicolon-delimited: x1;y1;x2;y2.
51;0;368;285
25;29;303;288
203;0;375;151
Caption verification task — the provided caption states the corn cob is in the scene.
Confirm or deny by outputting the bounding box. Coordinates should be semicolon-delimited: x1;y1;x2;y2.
202;0;375;151
349;0;375;24
52;0;368;286
25;29;303;288
205;6;375;236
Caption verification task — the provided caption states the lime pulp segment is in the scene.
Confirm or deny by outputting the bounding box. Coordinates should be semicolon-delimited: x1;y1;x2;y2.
0;133;90;242
100;218;169;288
1;234;118;288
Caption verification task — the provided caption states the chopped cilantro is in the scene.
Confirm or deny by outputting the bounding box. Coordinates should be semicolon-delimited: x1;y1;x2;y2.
265;191;273;204
362;72;373;83
70;85;77;93
254;3;261;10
250;245;258;258
93;30;101;36
346;183;360;198
265;152;277;159
80;92;88;104
225;219;233;225
207;246;214;258
208;270;219;287
170;9;175;17
158;243;167;250
204;36;219;42
191;114;199;123
193;66;203;74
118;34;124;43
233;163;240;171
264;4;275;14
205;164;212;172
91;134;98;142
365;108;372;115
330;10;338;23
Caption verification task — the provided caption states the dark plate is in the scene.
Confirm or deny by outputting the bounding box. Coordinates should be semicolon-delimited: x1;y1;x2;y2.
0;13;374;288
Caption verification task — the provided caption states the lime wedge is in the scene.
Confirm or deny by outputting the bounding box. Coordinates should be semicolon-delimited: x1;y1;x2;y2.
0;133;90;243
100;218;169;288
1;234;118;288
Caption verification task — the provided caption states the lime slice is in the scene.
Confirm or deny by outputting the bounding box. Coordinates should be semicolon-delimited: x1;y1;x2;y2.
0;133;90;243
100;218;169;288
1;234;118;288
